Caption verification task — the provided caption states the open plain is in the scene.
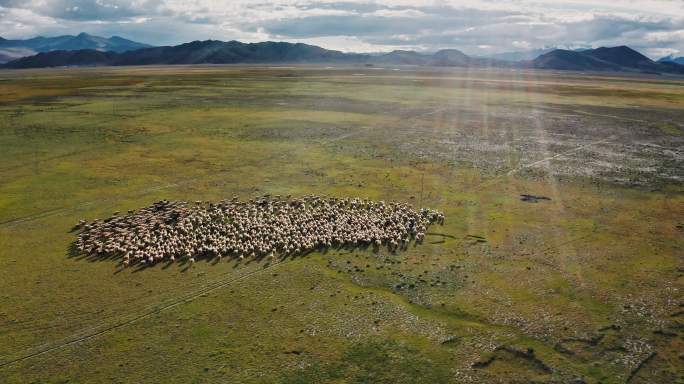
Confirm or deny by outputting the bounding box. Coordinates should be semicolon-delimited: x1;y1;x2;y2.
0;65;682;383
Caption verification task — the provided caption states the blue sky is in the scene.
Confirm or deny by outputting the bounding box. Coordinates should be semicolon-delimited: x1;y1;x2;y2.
1;0;683;58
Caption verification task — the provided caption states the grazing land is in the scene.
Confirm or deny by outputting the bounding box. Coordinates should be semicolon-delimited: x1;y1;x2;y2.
0;65;682;383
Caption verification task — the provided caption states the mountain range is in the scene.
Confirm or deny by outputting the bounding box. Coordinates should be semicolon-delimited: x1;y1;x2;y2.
0;33;151;63
531;46;684;74
2;37;683;75
657;55;684;65
2;40;500;68
480;47;556;62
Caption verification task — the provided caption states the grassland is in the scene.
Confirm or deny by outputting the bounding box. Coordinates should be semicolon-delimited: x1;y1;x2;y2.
0;65;682;383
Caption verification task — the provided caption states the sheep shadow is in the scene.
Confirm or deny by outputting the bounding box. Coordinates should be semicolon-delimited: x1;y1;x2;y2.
66;235;431;274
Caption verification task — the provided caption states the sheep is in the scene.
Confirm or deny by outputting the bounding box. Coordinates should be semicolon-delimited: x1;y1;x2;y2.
74;195;444;266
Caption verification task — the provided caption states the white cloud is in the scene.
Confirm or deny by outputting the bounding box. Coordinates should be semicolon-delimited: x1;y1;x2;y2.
512;40;531;49
370;8;426;18
644;29;684;43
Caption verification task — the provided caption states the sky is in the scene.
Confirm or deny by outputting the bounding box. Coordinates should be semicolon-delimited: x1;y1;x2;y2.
1;0;683;59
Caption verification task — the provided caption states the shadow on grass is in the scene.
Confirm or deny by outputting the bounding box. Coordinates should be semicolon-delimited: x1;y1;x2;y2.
66;235;434;273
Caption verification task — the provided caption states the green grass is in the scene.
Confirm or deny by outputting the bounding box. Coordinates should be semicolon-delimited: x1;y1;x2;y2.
0;65;682;383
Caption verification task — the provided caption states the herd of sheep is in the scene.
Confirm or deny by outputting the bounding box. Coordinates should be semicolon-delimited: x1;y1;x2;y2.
74;195;445;266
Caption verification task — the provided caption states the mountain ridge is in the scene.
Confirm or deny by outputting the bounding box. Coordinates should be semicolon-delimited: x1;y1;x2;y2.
3;39;683;75
531;46;684;74
658;55;684;65
0;33;151;63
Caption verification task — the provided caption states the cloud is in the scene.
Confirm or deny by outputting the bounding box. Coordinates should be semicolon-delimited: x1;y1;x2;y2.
0;0;682;58
512;40;531;49
0;0;162;21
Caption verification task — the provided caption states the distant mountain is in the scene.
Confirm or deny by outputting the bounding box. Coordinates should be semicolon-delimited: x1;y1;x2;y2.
4;40;504;69
369;49;495;67
532;49;621;71
3;50;118;68
432;49;470;66
532;46;684;74
479;48;599;62
3;40;683;75
483;48;555;62
658;55;684;65
114;40;364;66
0;47;36;63
2;40;366;68
586;46;653;69
371;50;430;65
0;33;151;63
